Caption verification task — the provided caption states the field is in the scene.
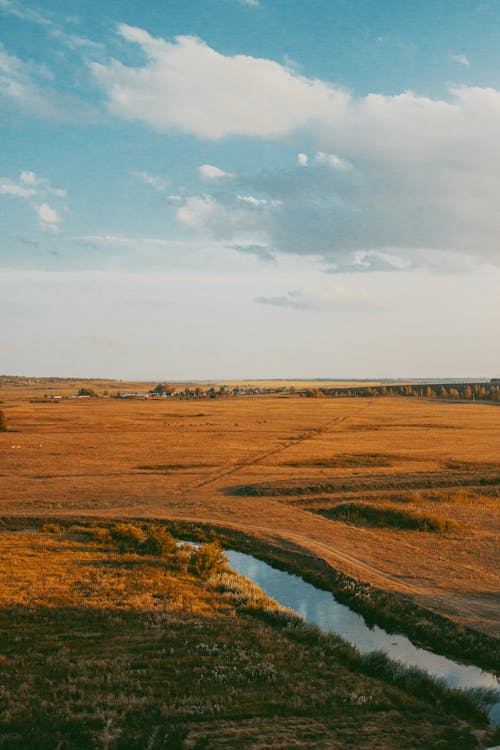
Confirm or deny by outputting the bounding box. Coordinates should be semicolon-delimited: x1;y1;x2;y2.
1;379;499;747
1;379;498;639
0;521;493;749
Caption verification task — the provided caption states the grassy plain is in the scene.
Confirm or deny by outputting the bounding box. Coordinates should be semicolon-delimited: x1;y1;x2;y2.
0;378;498;639
0;522;494;749
1;379;499;748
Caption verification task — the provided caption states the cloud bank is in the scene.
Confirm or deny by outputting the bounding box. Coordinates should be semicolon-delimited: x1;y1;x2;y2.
89;27;500;269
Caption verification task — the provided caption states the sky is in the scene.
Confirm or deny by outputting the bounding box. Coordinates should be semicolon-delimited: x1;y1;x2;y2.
1;0;499;380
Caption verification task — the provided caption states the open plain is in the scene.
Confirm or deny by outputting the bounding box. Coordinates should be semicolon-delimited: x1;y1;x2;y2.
1;379;499;638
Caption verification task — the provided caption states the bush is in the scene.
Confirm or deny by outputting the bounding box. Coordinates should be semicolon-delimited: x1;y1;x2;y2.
141;526;177;556
70;524;113;544
0;410;7;432
189;542;228;579
110;523;145;550
320;503;457;532
42;523;64;535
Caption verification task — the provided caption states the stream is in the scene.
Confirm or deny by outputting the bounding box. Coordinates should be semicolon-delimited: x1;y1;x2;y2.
224;549;500;724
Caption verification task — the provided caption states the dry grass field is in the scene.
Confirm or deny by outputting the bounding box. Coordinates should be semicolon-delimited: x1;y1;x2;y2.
0;522;494;749
0;378;499;644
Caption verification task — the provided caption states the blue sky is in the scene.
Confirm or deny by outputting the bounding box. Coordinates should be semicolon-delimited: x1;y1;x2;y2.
1;0;499;378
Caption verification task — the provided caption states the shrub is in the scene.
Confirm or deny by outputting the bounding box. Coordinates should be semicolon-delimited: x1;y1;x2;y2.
89;527;113;544
189;542;228;579
110;523;145;550
174;544;193;572
320;503;457;532
141;525;177;556
70;524;112;544
42;523;63;535
0;410;7;432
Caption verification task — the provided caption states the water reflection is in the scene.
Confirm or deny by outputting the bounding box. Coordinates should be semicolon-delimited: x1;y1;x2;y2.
226;549;500;724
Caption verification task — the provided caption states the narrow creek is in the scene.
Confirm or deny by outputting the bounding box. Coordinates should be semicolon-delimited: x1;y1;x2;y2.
224;549;500;725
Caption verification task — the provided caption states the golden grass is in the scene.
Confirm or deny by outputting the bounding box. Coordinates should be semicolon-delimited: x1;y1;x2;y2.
0;525;494;749
0;378;499;639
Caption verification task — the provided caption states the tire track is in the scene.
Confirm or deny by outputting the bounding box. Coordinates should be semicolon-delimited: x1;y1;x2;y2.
179;404;371;491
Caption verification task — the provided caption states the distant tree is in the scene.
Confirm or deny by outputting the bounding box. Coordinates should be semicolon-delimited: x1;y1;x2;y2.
153;383;174;395
78;387;96;397
304;388;324;398
0;410;7;432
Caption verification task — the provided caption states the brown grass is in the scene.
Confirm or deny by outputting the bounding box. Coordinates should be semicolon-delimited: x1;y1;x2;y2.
0;378;499;640
0;525;493;749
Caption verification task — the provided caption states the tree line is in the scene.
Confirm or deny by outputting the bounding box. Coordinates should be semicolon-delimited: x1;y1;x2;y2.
304;382;500;401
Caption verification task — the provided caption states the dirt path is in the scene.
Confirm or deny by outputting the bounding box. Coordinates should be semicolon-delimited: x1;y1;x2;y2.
180;404;371;491
158;508;424;597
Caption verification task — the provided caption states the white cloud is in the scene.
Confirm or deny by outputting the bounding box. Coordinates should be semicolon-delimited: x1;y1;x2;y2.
315;151;351;170
0;171;67;230
20;170;39;185
237;194;267;207
451;54;470;67
132;170;168;191
87;29;500;269
75;234;187;248
176;193;282;241
2;171;66;200
91;26;348;139
37;202;61;231
176;195;220;229
48;187;67;198
0;0;101;51
0;177;36;197
199;164;233;180
237;194;281;207
0;43;96;121
239;0;260;6
0;0;51;27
